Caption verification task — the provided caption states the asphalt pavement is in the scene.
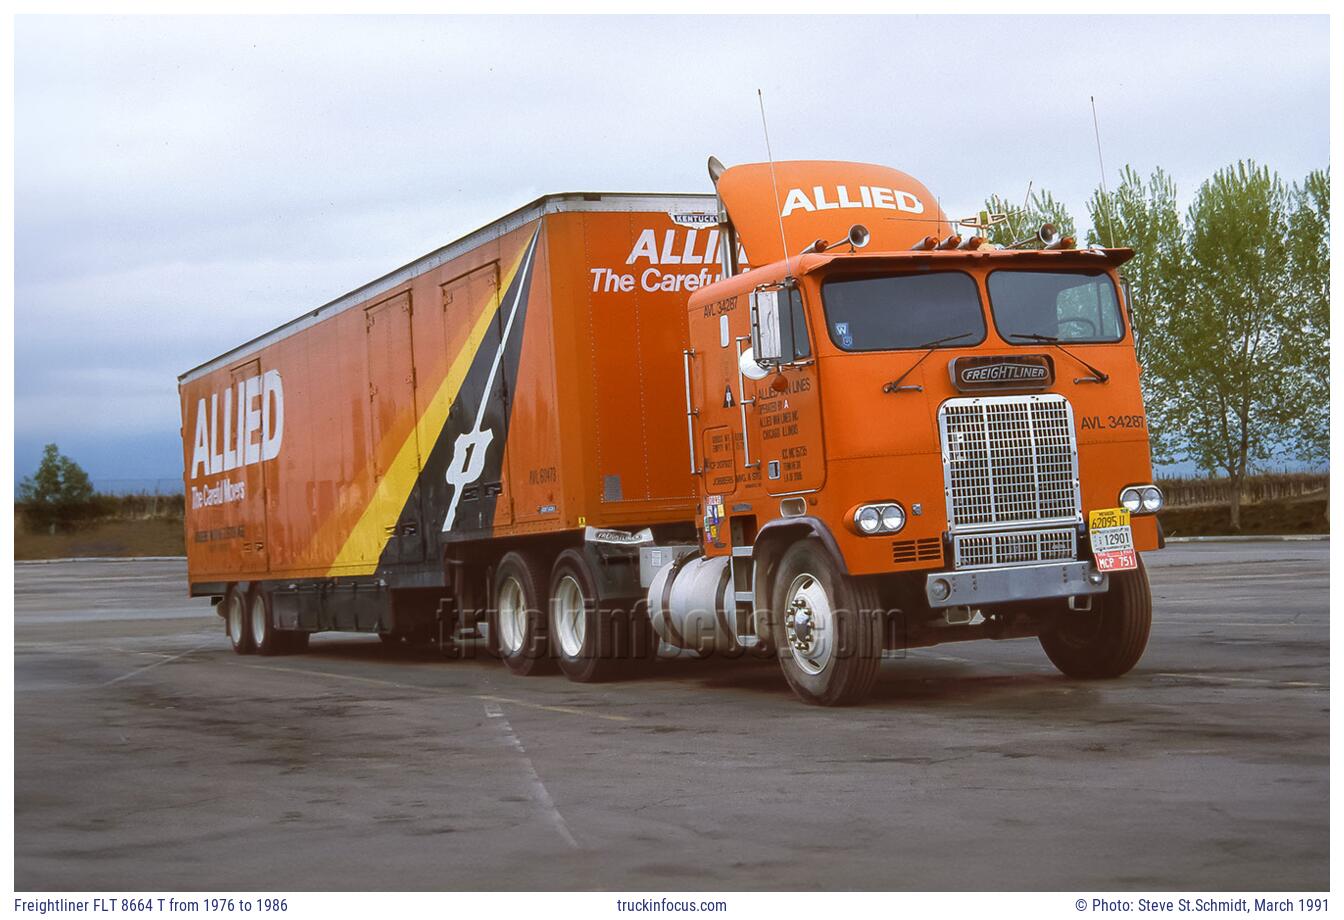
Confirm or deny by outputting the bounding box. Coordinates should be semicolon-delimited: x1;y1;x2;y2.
13;543;1329;891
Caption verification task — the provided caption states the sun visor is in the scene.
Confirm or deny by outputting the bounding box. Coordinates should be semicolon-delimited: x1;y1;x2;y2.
715;161;951;266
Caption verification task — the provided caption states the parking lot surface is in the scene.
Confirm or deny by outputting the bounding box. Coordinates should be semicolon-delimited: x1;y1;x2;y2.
13;543;1329;891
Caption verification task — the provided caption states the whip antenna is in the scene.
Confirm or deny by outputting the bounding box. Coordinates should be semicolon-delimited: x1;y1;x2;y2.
1091;95;1116;249
757;89;793;275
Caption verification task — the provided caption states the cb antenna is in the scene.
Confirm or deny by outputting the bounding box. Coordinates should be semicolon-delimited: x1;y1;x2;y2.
757;88;793;275
1091;95;1116;249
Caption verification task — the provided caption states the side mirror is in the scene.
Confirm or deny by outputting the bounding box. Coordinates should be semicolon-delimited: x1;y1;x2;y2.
749;289;783;365
1119;276;1134;324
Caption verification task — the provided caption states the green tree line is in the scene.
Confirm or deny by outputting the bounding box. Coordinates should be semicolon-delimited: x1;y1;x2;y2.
986;161;1329;529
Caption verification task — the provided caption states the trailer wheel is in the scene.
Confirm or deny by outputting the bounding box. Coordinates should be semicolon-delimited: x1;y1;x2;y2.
247;587;284;656
492;552;555;677
1039;557;1152;678
550;549;647;683
224;586;252;655
769;539;883;706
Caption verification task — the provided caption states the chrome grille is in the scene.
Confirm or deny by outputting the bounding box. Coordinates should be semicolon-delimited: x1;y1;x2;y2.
953;528;1078;570
939;395;1082;569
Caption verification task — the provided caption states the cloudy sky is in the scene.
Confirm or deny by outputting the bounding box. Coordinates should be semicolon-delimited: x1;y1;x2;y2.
13;14;1329;485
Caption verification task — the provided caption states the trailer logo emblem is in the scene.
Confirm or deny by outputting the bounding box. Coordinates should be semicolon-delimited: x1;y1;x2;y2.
442;232;541;532
780;184;925;217
949;355;1054;392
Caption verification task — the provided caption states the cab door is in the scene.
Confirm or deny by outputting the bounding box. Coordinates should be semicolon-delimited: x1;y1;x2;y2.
751;285;826;495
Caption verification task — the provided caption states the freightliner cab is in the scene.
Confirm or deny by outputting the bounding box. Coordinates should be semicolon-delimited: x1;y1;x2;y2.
179;157;1163;706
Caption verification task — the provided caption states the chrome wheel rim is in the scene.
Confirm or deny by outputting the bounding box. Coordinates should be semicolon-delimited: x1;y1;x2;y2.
552;575;586;659
784;572;834;676
250;593;267;647
226;594;245;646
497;576;528;656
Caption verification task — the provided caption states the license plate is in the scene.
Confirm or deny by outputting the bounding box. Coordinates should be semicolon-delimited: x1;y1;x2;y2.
1089;507;1137;572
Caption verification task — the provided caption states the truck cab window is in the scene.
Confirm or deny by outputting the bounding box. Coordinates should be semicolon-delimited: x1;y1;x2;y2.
820;271;985;351
782;285;811;360
988;269;1125;343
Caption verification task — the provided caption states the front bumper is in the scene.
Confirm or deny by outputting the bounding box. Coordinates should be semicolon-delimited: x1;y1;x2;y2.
924;560;1109;609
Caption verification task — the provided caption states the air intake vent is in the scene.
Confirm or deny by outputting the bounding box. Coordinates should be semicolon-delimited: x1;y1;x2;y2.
891;537;943;565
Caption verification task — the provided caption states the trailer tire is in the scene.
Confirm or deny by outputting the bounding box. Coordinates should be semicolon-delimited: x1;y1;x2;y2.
281;632;310;654
248;587;284;656
224;586;252;655
1039;557;1152;679
769;539;883;706
548;549;643;683
492;551;556;677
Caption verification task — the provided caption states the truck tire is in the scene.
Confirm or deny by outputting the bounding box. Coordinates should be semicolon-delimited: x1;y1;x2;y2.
224;586;252;655
549;548;644;683
769;539;883;706
1039;557;1152;679
492;551;555;677
248;587;283;656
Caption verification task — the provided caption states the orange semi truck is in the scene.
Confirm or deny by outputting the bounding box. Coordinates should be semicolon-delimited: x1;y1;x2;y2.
179;158;1164;706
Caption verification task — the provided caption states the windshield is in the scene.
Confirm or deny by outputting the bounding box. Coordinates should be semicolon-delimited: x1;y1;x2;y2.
987;269;1125;343
820;271;986;351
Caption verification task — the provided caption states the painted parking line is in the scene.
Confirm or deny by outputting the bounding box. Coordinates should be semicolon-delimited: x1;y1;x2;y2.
483;700;580;848
98;641;216;688
474;693;632;723
1152;672;1327;689
242;663;632;723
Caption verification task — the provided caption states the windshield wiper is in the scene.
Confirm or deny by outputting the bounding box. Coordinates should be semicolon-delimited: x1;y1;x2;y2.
1007;332;1110;384
883;332;976;394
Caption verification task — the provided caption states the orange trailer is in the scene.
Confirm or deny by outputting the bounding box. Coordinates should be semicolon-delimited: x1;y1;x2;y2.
180;159;1164;705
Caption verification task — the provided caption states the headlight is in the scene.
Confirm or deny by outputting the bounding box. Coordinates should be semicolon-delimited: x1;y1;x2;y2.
881;504;906;532
1119;487;1142;512
855;506;882;534
1119;484;1162;514
852;502;907;535
1141;486;1164;513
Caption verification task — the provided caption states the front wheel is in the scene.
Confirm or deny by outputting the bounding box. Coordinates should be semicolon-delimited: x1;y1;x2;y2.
1039;557;1152;678
769;540;884;706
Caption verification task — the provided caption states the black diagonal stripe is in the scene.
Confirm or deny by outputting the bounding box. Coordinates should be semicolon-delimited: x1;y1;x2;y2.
376;227;542;571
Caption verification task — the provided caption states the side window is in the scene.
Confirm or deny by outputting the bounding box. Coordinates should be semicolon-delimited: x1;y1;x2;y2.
783;286;811;360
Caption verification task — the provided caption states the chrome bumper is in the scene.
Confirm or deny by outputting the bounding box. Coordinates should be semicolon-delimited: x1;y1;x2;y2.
924;560;1108;609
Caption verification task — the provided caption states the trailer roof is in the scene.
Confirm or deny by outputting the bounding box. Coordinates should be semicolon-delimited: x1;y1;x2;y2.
179;191;718;383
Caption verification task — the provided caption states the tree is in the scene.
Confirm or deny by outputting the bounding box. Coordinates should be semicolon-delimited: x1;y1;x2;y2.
1281;167;1330;464
1085;166;1188;462
1158;161;1302;529
981;188;1076;248
18;443;100;533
